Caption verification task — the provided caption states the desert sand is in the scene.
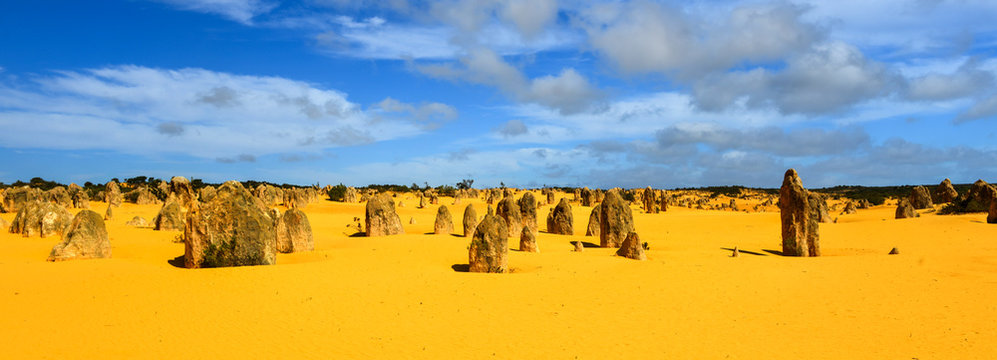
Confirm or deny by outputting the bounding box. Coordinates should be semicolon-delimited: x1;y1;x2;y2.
1;192;995;359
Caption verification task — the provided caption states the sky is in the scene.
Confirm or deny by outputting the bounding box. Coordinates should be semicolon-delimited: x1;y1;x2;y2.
1;0;996;189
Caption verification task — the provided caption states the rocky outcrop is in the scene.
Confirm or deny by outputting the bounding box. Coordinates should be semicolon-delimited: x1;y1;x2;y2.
517;192;538;235
68;183;90;209
47;210;111;261
254;184;282;207
519;225;538;253
276;208;314;253
104;204;114;220
45;187;72;208
779;169;820;257
496;197;522;238
125;216;150;227
580;187;594;207
154;197;184;231
434;205;454;235
809;193;831;223
183;181;276;268
585;204;601;237
895;198;919;219
468;214;509;273
933;178;958;204
641;187;659;214
909;185;933;209
104;181;122;207
2;186;42;213
199;186;216;203
126;187;159;205
9;201;72;238
989;197;997;224
546;198;573;235
343;187;359;203
599;189;634;248
616;231;646;260
365;194;404;237
283;188;309;209
463;204;478;237
841;202;857;215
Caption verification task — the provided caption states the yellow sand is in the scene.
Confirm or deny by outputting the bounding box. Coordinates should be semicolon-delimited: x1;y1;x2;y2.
1;194;995;359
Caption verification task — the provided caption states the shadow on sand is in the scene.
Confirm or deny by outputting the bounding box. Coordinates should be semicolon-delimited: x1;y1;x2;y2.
720;247;769;256
167;255;186;268
569;241;600;248
451;264;470;272
762;249;786;256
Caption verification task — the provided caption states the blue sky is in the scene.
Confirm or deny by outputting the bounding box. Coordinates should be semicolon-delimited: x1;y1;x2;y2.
1;0;996;188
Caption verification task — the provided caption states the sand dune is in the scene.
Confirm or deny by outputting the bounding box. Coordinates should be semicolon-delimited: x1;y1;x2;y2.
1;194;995;359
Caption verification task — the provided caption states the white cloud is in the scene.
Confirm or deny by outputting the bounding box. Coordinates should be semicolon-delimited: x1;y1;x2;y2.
692;42;901;114
495;119;528;137
416;48;601;114
907;58;995;101
0;66;448;158
153;0;276;24
582;2;820;77
957;94;997;123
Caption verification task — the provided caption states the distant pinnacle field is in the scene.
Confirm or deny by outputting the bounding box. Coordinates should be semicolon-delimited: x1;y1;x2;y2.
1;185;996;359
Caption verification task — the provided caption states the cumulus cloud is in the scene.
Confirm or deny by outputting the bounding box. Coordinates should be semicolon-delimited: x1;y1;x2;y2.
692;42;901;114
0;65;445;159
417;48;602;114
907;59;995;101
495;119;528;137
956;94;997;123
376;97;458;126
655;125;871;157
583;2;820;77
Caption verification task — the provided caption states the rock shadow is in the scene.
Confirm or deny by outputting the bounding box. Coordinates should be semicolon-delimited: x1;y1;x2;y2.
167;255;186;268
762;249;786;256
720;247;768;256
568;241;600;248
451;264;470;272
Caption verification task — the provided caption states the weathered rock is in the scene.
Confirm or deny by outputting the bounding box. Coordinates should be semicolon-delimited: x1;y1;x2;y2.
895;198;919;219
104;204;114;220
169;176;197;209
842;202;857;215
365;194;404;237
909;185;933;210
732;246;739;257
183;181;276;268
434;205;454;235
343;187;359;203
809;193;831;223
585;204;601;237
126;187;160;205
496;197;522;238
199;186;217;203
546;198;573;235
125;216;150;227
154;197;184;231
9;201;72;238
47;210;111;261
779;169;820;257
955;180;996;213
933;178;959;204
519;225;538;253
45;187;72;208
254;184;281;207
659;192;669;212
463;204;478;237
599;189;634;248
616;231;646;260
545;189;555;206
1;186;42;213
283;188;309;209
580;187;594;207
888;247;900;255
468;214;509;273
642;187;659;213
104;181;123;207
517;192;538;235
573;241;584;252
276;208;314;253
68;183;90;209
0;216;8;229
988;197;997;224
